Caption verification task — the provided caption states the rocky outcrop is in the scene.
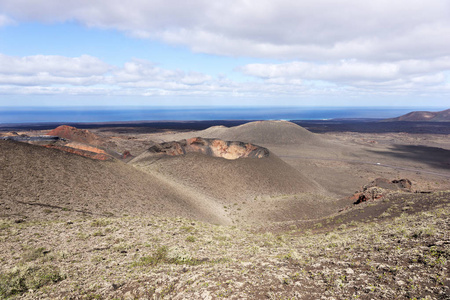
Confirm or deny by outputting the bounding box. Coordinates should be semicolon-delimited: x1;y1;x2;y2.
122;151;133;159
352;178;412;204
363;178;412;191
3;126;117;161
44;145;112;161
64;142;108;155
47;125;103;145
147;137;269;160
41;125;117;160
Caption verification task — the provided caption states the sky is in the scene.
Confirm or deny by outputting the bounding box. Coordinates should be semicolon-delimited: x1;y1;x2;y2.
0;0;449;108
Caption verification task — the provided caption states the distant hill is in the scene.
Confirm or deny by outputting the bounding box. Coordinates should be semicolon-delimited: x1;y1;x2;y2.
386;109;450;122
198;120;324;145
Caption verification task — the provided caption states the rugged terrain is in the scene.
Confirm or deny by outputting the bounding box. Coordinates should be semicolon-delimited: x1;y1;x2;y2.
386;108;450;122
0;192;448;299
1;120;449;299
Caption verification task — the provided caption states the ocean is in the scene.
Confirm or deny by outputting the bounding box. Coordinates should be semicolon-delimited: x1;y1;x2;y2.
0;106;445;124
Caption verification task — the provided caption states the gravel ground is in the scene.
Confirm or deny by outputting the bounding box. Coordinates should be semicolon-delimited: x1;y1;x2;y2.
1;192;448;299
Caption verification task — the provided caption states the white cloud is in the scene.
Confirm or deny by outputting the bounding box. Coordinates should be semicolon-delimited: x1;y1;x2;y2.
1;1;450;60
239;57;450;89
0;14;15;27
0;53;449;102
0;54;110;77
0;54;218;95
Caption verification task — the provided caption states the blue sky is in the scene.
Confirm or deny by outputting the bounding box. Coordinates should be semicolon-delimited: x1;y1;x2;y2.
0;1;449;108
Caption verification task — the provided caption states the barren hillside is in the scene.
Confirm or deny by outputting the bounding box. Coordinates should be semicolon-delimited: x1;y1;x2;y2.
198;120;325;145
387;108;450;122
0;140;229;224
132;150;324;202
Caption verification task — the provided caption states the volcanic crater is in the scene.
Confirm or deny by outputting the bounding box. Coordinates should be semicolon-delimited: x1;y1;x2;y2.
147;137;269;160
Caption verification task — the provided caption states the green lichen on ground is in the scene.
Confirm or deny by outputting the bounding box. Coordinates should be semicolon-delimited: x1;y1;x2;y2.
0;192;449;299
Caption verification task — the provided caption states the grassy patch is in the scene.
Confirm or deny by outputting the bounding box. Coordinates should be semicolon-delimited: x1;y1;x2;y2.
0;265;65;298
90;219;111;227
22;247;47;262
0;220;11;230
186;236;196;242
132;246;203;267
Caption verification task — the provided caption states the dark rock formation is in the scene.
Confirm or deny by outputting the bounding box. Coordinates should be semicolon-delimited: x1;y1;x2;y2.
147;137;269;160
122;151;133;159
352;178;412;204
0;135;62;143
363;178;412;192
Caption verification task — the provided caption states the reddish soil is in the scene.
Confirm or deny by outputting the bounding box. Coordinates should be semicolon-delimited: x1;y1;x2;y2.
43;145;112;161
47;125;103;145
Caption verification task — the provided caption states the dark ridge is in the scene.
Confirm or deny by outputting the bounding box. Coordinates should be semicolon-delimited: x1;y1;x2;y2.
2;119;450;134
0;120;253;132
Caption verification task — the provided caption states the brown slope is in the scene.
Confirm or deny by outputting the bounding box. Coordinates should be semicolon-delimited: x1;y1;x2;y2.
432;108;450;121
0;140;229;224
387;109;450;122
199;120;324;145
131;148;325;204
144;120;349;199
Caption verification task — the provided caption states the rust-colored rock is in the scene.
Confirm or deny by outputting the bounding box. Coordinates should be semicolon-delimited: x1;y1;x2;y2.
122;151;133;159
44;145;112;161
47;125;103;145
64;142;108;155
147;137;269;160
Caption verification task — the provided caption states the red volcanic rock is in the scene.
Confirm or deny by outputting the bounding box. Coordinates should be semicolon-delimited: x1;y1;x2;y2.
47;125;102;145
44;145;112;161
122;151;133;159
147;137;269;160
64;142;108;155
353;187;385;204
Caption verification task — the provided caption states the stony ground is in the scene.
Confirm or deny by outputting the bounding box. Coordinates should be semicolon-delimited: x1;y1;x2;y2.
1;192;449;299
1;123;449;299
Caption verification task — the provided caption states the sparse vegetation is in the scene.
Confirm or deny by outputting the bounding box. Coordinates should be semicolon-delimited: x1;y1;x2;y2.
132;246;203;267
1;122;450;298
90;219;111;227
0;265;64;298
185;235;196;242
22;247;47;262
